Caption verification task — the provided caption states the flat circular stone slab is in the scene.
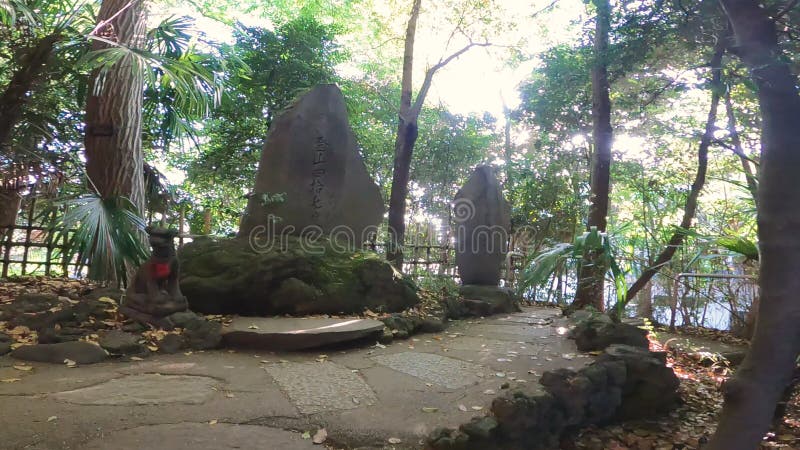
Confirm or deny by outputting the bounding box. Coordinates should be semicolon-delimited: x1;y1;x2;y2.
81;423;316;450
53;374;217;405
222;317;384;350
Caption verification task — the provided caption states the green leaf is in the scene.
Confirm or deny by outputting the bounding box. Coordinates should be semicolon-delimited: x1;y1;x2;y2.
49;194;148;283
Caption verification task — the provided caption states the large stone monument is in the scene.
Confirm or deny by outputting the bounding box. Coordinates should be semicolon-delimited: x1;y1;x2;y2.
238;84;384;245
180;85;419;317
453;166;517;315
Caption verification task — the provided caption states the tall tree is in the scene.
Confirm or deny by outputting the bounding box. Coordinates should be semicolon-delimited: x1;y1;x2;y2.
84;0;147;214
386;0;489;267
708;1;800;448
573;0;613;311
624;36;726;302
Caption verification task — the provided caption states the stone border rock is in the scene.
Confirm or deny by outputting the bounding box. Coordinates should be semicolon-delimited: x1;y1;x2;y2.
378;313;446;343
426;344;680;450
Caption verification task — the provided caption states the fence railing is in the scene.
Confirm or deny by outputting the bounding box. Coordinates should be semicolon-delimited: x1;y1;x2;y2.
0;224;82;278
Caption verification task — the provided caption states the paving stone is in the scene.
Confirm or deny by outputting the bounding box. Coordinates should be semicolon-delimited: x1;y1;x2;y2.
445;336;542;356
52;373;218;405
81;423;316;450
264;361;376;414
372;352;483;389
470;324;554;339
492;314;555;325
223;317;384;350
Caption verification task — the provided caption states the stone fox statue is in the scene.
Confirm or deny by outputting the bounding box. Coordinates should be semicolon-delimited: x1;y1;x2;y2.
122;226;188;321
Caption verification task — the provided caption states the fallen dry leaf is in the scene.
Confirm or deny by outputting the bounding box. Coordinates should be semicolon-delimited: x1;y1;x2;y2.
12;364;33;371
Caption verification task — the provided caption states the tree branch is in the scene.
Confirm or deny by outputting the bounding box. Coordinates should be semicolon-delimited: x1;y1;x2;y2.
773;0;799;20
409;41;491;118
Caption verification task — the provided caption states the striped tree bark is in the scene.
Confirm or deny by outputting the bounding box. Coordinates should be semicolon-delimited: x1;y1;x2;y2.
84;0;147;215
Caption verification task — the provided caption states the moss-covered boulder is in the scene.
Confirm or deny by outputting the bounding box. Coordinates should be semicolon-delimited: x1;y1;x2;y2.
179;237;419;315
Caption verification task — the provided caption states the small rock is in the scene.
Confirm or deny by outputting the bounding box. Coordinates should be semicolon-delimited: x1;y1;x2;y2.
99;330;147;356
167;311;204;329
0;341;10;356
122;322;146;333
82;287;125;303
378;328;394;345
12;293;61;313
159;334;185;354
418;318;445;333
182;318;222;350
569;318;648;352
11;341;108;364
312;428;327;444
459;416;498;440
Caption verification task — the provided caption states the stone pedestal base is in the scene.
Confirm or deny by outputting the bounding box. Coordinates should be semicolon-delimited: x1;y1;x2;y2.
458;285;520;317
118;305;179;330
119;293;189;330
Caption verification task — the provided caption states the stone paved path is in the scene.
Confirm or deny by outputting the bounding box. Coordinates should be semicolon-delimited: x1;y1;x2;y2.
0;306;594;450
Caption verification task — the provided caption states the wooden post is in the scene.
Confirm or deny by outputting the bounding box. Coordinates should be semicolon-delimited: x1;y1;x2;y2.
179;205;186;248
20;198;35;276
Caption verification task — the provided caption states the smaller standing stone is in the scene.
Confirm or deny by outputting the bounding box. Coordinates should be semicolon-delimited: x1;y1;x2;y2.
454;166;511;286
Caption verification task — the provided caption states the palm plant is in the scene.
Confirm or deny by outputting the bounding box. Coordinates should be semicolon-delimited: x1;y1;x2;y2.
51;194;148;283
518;227;629;318
0;1;227;284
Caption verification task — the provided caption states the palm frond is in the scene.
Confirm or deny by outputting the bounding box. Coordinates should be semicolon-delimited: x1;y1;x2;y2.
51;194;148;283
717;235;759;261
0;0;34;26
518;242;574;293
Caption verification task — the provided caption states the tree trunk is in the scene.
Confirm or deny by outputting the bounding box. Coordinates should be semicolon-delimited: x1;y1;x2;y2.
0;34;60;150
84;0;147;215
203;209;212;234
0;186;22;236
385;0;488;269
624;38;725;302
573;0;612;311
386;0;422;268
708;1;800;448
636;281;653;321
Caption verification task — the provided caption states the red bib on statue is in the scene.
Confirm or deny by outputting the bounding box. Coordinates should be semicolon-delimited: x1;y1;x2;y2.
150;262;171;279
